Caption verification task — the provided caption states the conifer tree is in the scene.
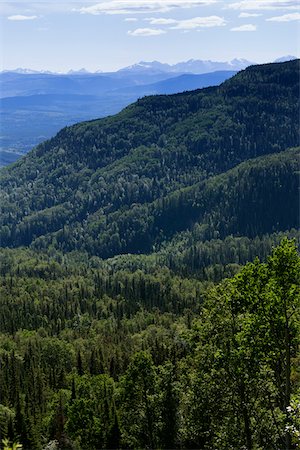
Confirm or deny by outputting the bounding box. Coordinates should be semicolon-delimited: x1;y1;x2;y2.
76;351;83;376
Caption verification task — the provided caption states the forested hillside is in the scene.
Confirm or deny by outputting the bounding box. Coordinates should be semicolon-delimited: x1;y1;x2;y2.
0;60;299;450
0;240;299;449
0;69;235;167
0;60;299;257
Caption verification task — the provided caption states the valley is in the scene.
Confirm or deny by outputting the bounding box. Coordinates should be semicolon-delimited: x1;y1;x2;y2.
0;68;238;167
0;59;299;450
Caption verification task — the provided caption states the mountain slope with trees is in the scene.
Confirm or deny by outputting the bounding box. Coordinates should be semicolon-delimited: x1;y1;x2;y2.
0;60;299;257
0;60;299;450
0;240;299;449
0;70;235;166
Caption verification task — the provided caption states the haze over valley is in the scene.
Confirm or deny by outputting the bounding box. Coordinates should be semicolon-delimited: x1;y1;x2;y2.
0;57;256;167
0;56;296;167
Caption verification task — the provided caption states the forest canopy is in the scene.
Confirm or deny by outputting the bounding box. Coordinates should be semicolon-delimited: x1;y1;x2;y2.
0;60;299;449
0;239;299;449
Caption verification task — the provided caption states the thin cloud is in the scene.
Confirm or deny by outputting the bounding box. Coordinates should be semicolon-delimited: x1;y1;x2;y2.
239;12;262;17
1;3;78;17
171;15;226;29
124;17;138;21
77;0;217;15
7;14;38;21
143;15;226;30
231;23;257;30
266;12;300;21
145;17;178;25
128;27;166;36
229;1;299;10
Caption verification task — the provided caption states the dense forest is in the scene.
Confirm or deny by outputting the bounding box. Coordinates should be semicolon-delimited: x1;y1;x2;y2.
0;60;299;449
0;60;299;255
0;240;299;449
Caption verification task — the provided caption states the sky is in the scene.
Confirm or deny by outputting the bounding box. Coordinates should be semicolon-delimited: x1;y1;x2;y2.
0;0;299;72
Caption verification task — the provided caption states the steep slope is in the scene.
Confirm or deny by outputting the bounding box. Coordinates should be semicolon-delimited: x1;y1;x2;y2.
0;70;235;165
0;60;299;256
30;147;298;256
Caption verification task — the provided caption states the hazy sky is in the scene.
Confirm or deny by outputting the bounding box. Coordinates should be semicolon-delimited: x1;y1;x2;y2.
1;0;299;72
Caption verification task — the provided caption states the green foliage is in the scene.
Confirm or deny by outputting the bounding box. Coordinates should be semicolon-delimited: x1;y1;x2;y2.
287;396;300;447
183;238;300;449
66;375;115;449
0;61;299;449
0;61;298;257
0;240;299;449
119;352;158;448
2;439;22;450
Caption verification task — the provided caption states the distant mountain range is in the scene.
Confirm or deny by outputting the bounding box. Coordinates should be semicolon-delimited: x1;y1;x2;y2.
0;69;237;167
118;58;254;74
273;55;298;63
2;56;297;76
0;56;298;168
1;58;251;75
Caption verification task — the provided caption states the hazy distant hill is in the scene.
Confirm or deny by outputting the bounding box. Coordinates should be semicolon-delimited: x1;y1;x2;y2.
0;70;236;166
110;71;237;96
2;56;296;167
0;71;176;99
0;60;298;258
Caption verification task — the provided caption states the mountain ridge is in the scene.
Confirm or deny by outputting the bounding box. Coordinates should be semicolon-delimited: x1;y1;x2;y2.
1;58;252;75
2;56;297;76
0;70;237;166
118;58;254;74
0;60;299;259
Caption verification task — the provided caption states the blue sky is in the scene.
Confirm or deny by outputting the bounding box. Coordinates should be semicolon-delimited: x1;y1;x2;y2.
1;0;299;72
